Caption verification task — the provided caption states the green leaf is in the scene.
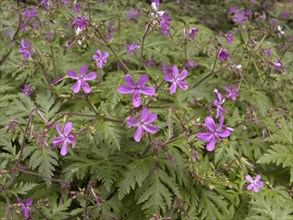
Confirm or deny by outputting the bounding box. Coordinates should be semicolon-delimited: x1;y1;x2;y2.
8;182;38;197
36;90;61;121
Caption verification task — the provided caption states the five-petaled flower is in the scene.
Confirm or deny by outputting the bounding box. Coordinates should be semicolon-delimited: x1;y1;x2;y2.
118;74;155;107
218;49;229;62
92;50;109;68
17;198;33;219
233;11;248;25
23;7;39;21
164;65;188;94
127;108;158;142
126;43;140;55
189;28;199;39
198;116;233;151
21;84;34;96
246;175;264;192
19;39;35;61
214;89;226;119
225;85;239;101
66;65;97;93
225;32;234;44
53;122;76;156
70;15;88;35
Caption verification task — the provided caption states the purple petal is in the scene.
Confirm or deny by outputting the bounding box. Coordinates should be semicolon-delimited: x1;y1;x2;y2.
79;65;88;77
138;87;155;96
218;116;224;130
127;118;139;127
55;123;63;136
103;51;109;58
25;198;33;206
225;86;231;92
60;141;68;156
53;137;64;146
170;82;177;94
178;80;188;90
134;126;144;142
72;80;81;93
205;117;216;132
206;136;216;151
179;69;188;80
143;125;158;134
256;181;264;187
92;55;99;61
247;184;253;191
81;81;92;93
144;112;157;124
83;72;97;81
118;85;134;94
64;122;72;136
140;108;149;122
66;70;79;79
216;129;231;138
198;132;213;141
17;198;23;204
67;135;75;144
21;39;25;48
246;175;253;183
172;65;179;76
164;73;174;82
96;50;102;56
255;175;261;182
137;74;148;88
132;91;142;108
19;48;25;53
125;74;135;88
253;186;260;192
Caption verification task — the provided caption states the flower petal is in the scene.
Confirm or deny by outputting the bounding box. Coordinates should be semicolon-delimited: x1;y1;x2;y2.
143;125;158;134
172;65;179;76
55;123;63;136
72;80;81;93
125;74;135;88
103;51;109;58
164;73;174;82
140;108;149;122
216;129;231;138
178;80;188;90
246;184;253;191
170;82;177;94
64;122;72;136
256;181;264;187
138;87;155;96
253;186;259;192
179;69;188;80
25;198;33;206
83;72;97;81
132;91;142;107
246;175;253;183
206;136;216;151
137;74;148;88
198;132;213;141
134;126;144;142
79;65;88;77
60;141;68;156
118;85;134;94
255;175;261;181
205;117;216;132
144;112;157;124
81;81;92;93
67;135;75;144
218;116;225;130
127;118;139;127
53;137;64;146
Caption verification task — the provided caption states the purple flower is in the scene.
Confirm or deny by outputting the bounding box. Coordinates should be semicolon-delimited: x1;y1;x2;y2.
53;122;76;156
160;62;173;74
145;59;156;68
70;16;88;35
197;116;233;151
225;32;234;44
126;43;140;55
23;7;38;21
270;19;278;26
246;175;264;192
233;11;248;25
282;11;289;20
245;8;253;17
273;61;282;73
19;39;34;61
127;7;141;20
213;89;226;119
66;65;97;93
21;84;34;96
185;60;197;69
17;198;32;219
160;13;172;37
230;6;238;14
118;74;155;108
72;3;82;13
164;65;188;94
218;49;229;62
92;50;109;68
105;33;115;42
189;28;199;39
127;108;158;142
225;85;239;101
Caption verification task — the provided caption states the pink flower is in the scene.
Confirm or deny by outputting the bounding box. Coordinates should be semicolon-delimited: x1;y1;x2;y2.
127;108;158;142
118;74;155;108
189;28;199;39
218;49;229;62
70;15;88;35
19;39;34;60
53;122;76;156
164;65;188;94
185;60;197;69
213;89;226;119
21;84;34;96
17;198;33;219
23;7;38;21
126;43;140;55
66;65;97;93
225;32;234;44
225;85;239;101
198;116;233;151
246;175;264;192
92;50;109;68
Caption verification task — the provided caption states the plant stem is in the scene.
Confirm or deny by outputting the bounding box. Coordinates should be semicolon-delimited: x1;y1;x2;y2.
138;24;150;70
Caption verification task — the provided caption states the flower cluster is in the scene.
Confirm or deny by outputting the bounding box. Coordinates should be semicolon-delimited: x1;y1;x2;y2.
19;39;35;61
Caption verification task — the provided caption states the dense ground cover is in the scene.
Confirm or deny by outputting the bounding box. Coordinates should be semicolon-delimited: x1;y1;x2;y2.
0;0;292;219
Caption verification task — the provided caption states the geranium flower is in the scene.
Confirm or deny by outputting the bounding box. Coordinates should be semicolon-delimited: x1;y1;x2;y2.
17;198;33;219
233;11;248;25
213;89;226;119
189;28;199;39
66;65;97;93
225;85;239;101
70;15;88;35
126;43;140;55
21;84;34;96
19;39;34;61
246;175;264;192
118;74;155;107
164;65;188;94
23;7;38;21
127;108;158;142
92;50;109;68
218;49;229;61
53;122;76;156
197;116;233;151
225;32;234;44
